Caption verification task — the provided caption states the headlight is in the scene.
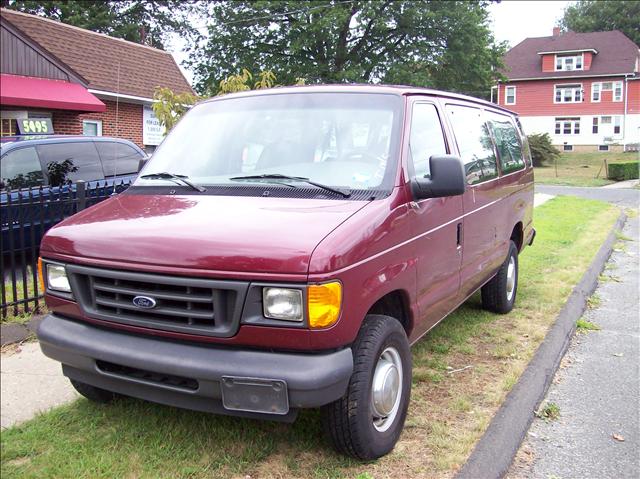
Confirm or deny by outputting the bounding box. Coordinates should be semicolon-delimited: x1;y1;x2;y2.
308;281;342;329
263;287;303;321
46;263;71;292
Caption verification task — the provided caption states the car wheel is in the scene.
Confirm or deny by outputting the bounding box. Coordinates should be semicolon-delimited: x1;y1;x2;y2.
70;379;118;404
481;240;519;314
322;314;411;460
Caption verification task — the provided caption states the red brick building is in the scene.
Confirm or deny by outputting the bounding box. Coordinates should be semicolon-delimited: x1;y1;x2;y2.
495;29;639;152
0;8;193;153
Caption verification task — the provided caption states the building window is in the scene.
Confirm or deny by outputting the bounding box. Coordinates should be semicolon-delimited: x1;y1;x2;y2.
601;116;612;124
563;145;573;151
613;82;623;101
555;84;582;103
614;116;621;134
555;54;583;71
555;117;580;135
599;145;609;151
592;117;598;134
591;83;601;102
82;119;102;136
505;86;516;105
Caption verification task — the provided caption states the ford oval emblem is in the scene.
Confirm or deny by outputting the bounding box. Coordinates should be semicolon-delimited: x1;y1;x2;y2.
132;295;157;309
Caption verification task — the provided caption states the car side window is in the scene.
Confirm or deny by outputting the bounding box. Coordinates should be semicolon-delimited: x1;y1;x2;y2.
36;142;104;186
446;104;498;185
487;112;525;174
409;103;448;178
0;147;45;189
96;142;143;177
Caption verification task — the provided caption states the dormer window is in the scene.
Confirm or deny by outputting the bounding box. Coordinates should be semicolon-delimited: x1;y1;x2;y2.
555;54;583;71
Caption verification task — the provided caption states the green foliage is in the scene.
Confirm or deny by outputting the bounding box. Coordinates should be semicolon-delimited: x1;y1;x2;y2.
607;161;639;181
1;0;202;49
576;318;601;331
187;1;506;98
528;133;561;167
217;69;278;96
152;87;199;130
536;402;560;421
560;1;640;46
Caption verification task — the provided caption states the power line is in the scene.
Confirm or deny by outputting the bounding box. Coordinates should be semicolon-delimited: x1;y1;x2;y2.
190;1;355;32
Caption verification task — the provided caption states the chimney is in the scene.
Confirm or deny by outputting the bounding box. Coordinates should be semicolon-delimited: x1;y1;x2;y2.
139;26;147;45
553;27;561;36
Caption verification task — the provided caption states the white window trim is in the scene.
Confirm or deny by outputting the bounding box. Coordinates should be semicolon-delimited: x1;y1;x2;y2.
82;119;103;136
554;117;581;135
591;82;601;103
555;53;584;72
505;86;516;105
554;83;583;104
613;81;623;102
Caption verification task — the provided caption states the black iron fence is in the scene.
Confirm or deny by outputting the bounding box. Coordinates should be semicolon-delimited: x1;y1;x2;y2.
1;179;132;319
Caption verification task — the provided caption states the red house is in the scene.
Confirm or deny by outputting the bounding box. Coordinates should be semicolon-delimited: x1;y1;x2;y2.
0;8;193;153
495;28;640;152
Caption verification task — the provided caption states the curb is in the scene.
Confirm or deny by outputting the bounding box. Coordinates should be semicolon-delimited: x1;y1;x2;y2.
0;315;44;347
456;210;628;479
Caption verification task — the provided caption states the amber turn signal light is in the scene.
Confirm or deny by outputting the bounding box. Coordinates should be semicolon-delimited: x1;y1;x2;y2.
308;281;342;329
37;257;44;288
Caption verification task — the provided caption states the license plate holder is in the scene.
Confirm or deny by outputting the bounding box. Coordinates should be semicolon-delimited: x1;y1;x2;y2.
220;376;289;415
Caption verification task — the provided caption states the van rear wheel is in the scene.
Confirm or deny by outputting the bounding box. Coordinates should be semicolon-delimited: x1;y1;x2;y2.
481;240;518;314
322;315;411;460
70;379;118;404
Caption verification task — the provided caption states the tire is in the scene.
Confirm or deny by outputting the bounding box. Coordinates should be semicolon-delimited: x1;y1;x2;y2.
70;379;118;404
481;240;519;314
322;314;412;460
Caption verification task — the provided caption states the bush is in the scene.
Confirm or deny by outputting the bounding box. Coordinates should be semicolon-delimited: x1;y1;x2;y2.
527;133;561;167
607;161;639;181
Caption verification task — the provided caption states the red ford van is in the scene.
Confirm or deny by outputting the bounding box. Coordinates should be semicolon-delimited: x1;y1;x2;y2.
37;85;534;459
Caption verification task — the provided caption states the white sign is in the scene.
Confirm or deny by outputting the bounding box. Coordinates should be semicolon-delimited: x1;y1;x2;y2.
143;105;165;146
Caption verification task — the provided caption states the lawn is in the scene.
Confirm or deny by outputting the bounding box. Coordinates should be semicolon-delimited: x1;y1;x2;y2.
0;196;621;479
1;265;46;324
534;151;638;187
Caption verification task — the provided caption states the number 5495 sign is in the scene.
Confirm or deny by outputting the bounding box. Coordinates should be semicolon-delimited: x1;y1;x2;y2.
17;118;54;135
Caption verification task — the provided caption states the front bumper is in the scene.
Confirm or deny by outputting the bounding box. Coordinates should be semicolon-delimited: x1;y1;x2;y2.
37;314;353;422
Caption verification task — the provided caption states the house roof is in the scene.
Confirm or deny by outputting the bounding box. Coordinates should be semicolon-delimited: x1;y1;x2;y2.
0;8;193;99
503;30;639;80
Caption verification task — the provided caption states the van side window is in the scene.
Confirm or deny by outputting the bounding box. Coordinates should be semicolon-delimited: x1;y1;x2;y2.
446;105;498;185
96;142;142;177
487;112;525;174
37;142;103;186
409;103;447;178
0;147;45;189
515;117;533;166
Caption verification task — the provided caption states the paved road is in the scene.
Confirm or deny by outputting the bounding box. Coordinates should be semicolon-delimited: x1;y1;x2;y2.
509;186;639;479
536;184;639;209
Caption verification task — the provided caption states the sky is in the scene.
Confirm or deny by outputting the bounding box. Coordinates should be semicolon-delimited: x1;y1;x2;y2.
169;0;574;86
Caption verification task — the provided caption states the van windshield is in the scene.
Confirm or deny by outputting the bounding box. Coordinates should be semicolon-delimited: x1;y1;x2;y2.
135;92;403;193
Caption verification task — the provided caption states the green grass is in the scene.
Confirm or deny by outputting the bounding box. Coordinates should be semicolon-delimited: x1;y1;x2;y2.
535;151;638;187
577;318;601;332
535;402;561;421
1;196;620;479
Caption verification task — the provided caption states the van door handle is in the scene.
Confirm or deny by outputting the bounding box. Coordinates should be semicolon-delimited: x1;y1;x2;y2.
456;223;463;247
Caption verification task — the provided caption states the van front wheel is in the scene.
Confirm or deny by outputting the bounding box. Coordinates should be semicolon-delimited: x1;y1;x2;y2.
322;315;411;460
482;240;518;314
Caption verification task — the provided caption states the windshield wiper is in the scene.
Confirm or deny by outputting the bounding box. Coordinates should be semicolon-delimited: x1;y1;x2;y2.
229;174;351;198
140;172;206;192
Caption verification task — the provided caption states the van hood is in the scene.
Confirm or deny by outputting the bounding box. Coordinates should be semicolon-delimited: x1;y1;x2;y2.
40;193;370;275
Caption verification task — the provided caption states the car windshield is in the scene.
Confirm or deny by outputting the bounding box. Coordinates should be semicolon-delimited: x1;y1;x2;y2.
135;92;403;192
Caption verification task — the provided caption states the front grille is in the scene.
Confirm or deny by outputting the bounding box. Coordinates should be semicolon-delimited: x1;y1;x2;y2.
66;264;249;337
96;360;198;391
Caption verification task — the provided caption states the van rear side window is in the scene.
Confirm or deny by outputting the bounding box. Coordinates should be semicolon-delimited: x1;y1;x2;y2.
37;142;103;185
446;105;497;185
0;146;45;189
487;112;525;174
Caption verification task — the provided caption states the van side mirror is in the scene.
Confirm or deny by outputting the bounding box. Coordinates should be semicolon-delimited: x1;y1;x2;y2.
411;155;466;200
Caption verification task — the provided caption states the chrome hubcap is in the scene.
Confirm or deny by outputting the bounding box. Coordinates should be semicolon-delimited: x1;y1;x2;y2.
371;347;403;432
506;255;516;301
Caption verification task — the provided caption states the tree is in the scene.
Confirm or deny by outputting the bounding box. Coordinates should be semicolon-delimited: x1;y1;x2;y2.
560;1;640;46
1;0;202;49
187;1;506;98
527;133;560;168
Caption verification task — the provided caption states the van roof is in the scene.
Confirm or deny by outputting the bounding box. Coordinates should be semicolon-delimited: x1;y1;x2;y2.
0;135;143;153
202;84;517;115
